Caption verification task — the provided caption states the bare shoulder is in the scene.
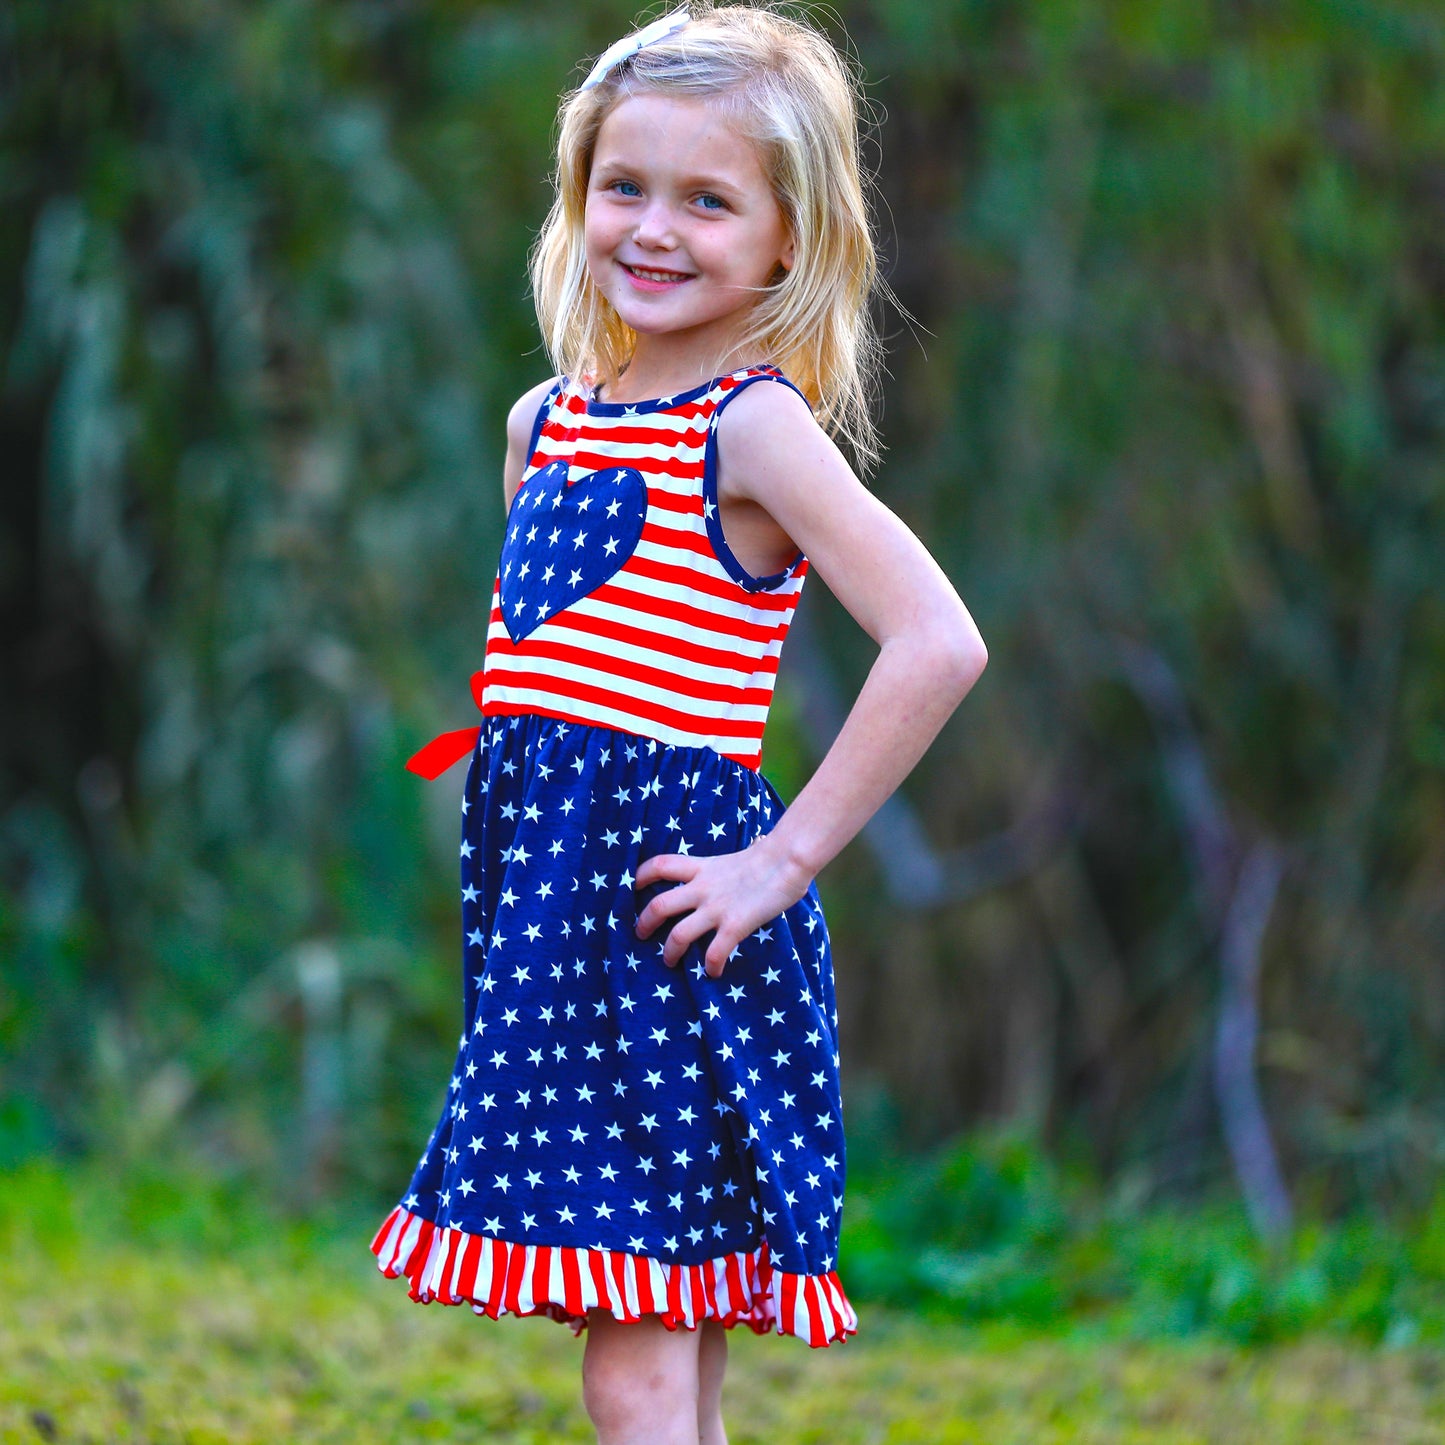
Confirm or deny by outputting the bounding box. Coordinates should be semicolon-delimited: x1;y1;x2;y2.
714;375;824;491
506;375;562;457
714;374;867;524
503;375;561;507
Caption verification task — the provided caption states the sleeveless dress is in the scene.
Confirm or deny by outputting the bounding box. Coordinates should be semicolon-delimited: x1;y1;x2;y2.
370;366;856;1347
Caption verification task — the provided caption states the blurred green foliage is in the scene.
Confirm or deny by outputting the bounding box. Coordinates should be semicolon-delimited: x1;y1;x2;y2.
843;1129;1445;1345
1;0;1444;1239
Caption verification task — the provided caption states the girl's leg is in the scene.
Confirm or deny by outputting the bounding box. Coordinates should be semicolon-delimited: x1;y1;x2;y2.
697;1320;729;1445
582;1311;702;1445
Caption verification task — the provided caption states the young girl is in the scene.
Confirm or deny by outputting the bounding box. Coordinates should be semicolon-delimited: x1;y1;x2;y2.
372;3;986;1439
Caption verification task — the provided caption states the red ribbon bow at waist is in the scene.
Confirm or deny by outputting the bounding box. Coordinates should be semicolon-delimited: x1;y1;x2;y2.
406;672;486;779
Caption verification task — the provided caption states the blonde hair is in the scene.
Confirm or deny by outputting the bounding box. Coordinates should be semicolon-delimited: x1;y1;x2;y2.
530;1;883;468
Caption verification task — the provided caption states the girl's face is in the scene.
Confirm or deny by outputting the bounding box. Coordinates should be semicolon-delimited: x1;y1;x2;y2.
584;93;794;374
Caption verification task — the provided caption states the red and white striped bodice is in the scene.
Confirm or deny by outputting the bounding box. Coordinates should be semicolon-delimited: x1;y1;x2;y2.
479;367;808;771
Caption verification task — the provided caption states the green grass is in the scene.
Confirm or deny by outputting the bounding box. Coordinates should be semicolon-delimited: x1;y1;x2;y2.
2;1162;1444;1443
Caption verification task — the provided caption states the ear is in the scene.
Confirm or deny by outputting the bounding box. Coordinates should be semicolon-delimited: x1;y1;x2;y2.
779;235;796;271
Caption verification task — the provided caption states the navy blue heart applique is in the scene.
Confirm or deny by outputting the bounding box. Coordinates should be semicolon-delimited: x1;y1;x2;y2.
498;459;648;642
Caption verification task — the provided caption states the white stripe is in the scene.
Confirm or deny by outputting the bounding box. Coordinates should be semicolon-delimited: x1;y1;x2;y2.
514;1244;537;1313
638;510;710;543
547;1247;565;1308
559;435;708;468
472;1235;495;1305
482;656;771;732
480;683;764;759
713;1258;733;1319
566;401;710;431
598;1251;617;1316
446;1229;468;1301
639;472;716;503
376;1210;409;1270
775;1275;792;1338
814;1276;838;1341
579;1252;600;1314
417;1227;446;1300
560;562;800;636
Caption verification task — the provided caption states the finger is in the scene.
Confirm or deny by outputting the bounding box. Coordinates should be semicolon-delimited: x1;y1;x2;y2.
663;911;718;969
704;928;743;979
635;881;696;941
634;854;697;890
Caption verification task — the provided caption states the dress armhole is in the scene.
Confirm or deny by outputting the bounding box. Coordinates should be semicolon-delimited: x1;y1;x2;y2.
702;372;811;594
522;377;569;472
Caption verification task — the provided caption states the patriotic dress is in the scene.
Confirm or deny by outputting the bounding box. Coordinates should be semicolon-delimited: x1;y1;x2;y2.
371;365;856;1347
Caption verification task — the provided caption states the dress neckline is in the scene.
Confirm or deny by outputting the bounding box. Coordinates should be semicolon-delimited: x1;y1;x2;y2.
585;365;773;416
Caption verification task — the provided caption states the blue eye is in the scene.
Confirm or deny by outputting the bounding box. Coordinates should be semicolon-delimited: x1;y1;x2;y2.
696;194;726;211
613;180;642;197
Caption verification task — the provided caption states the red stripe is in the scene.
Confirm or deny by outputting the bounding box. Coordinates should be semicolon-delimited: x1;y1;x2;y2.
589;1250;613;1310
637;520;742;564
560;420;709;449
479;668;765;742
561;1248;584;1317
634;1255;656;1316
479;700;762;769
780;1271;799;1338
571;447;697;481
532;1246;551;1309
456;1231;482;1302
723;1253;744;1310
666;1258;684;1324
439;1230;464;1304
802;1274;823;1347
503;1240;527;1316
635;521;807;591
369;1205;402;1262
404;1218;435;1296
484;636;777;710
609;1252;635;1321
480;651;774;726
556;389;731;423
485;1238;507;1317
646;490;705;517
620;551;802;611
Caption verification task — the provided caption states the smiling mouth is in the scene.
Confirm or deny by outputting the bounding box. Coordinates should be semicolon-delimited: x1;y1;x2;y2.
622;263;693;283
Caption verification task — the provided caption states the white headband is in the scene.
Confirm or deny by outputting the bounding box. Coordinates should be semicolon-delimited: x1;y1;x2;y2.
580;7;691;91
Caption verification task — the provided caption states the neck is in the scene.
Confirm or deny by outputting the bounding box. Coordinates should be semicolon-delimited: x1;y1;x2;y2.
602;333;759;405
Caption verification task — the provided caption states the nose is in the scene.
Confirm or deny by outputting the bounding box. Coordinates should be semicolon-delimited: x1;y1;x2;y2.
632;198;677;250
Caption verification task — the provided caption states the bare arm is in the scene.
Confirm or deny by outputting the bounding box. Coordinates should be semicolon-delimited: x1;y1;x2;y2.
635;381;987;974
503;376;561;509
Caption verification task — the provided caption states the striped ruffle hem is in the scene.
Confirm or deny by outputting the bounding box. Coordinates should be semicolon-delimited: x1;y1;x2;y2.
371;1205;857;1349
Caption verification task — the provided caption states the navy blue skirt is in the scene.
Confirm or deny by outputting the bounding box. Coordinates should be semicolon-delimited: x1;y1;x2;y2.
372;712;856;1345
